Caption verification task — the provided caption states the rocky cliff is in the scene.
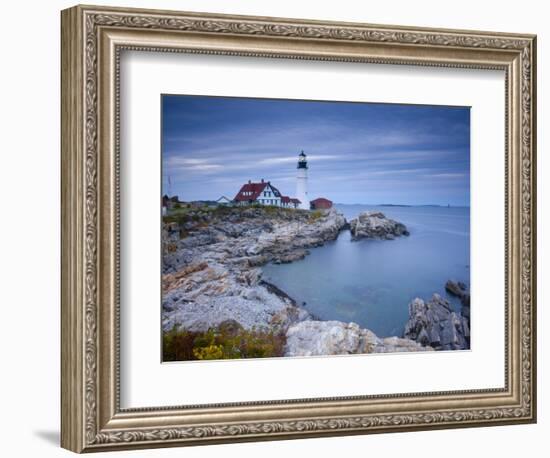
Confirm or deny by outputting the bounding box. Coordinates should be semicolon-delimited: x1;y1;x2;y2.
162;207;346;337
162;206;433;357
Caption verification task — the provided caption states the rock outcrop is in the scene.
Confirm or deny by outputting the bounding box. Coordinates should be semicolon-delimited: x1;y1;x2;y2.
349;211;409;240
403;294;470;350
445;279;470;322
285;320;432;356
162;207;346;334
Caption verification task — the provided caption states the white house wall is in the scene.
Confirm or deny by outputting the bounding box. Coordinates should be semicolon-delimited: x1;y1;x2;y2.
257;184;282;206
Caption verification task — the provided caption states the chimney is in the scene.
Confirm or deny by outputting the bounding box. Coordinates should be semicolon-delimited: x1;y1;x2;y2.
261;178;264;183
248;179;251;184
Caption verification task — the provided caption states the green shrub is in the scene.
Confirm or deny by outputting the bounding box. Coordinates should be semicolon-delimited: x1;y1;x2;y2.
162;326;196;361
309;210;323;222
193;344;225;360
162;323;286;361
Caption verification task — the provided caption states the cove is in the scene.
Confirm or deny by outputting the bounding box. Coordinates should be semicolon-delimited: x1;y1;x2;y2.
262;205;470;337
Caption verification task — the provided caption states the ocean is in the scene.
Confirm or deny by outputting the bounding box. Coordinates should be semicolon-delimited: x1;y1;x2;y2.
262;204;470;337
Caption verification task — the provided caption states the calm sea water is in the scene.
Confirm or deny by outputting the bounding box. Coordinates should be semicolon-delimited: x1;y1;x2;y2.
263;205;470;337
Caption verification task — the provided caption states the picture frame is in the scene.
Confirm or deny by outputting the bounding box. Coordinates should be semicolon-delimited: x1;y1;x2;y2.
61;4;537;453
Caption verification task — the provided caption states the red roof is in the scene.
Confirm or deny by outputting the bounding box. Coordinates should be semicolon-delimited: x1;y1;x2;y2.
310;197;333;209
311;198;332;204
281;196;290;204
234;182;267;202
234;181;283;202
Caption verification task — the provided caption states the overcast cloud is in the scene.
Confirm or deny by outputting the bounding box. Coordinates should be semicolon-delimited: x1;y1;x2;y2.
162;95;470;206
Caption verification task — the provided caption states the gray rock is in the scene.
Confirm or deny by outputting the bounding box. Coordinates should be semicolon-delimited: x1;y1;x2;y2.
285;320;432;357
285;321;366;356
272;249;309;264
403;294;470;350
349;211;409;241
445;279;468;301
445;279;471;326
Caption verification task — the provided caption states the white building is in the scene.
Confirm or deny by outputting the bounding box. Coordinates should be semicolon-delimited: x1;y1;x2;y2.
233;179;300;208
215;195;233;206
296;151;309;210
234;179;282;206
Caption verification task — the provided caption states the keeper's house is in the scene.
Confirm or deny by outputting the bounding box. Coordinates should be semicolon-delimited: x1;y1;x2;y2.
233;179;301;208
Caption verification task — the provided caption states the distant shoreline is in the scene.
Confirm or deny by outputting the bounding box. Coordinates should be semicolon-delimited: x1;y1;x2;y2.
335;203;470;208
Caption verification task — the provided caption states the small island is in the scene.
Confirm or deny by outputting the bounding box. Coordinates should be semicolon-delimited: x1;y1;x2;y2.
349;211;410;240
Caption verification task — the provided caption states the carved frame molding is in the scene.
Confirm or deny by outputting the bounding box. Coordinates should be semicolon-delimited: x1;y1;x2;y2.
61;4;536;453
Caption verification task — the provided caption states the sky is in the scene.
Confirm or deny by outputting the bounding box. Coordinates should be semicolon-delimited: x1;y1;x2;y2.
162;95;470;206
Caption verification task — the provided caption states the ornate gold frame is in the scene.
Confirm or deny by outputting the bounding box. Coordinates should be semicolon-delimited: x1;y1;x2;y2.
61;4;537;453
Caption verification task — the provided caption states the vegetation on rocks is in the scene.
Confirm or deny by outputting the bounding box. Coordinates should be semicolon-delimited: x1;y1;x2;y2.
308;209;324;222
163;320;286;361
163;204;312;239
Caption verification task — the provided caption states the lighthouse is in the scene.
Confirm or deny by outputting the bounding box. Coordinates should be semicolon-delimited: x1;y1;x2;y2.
296;150;309;210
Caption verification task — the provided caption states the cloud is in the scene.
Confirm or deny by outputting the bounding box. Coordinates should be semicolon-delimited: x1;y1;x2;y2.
161;96;470;205
258;154;340;165
426;173;468;179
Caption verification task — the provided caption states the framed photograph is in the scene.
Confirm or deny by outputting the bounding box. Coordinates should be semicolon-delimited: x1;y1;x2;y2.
61;4;537;453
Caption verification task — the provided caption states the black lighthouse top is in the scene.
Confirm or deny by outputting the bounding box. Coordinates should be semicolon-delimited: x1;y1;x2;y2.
297;150;308;169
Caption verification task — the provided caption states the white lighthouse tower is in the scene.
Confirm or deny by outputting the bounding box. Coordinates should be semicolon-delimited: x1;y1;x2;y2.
296;150;309;210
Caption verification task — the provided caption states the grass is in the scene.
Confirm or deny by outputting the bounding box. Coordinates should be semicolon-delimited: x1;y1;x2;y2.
163;204;316;241
163;204;299;224
163;322;286;361
308;209;324;222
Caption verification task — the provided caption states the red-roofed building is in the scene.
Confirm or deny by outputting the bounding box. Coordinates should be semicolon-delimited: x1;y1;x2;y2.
310;197;333;210
289;198;301;208
233;179;301;208
234;179;283;206
281;196;301;209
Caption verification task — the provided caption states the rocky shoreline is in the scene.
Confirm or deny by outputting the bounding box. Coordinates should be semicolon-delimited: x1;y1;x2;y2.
162;206;468;357
162;207;345;337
